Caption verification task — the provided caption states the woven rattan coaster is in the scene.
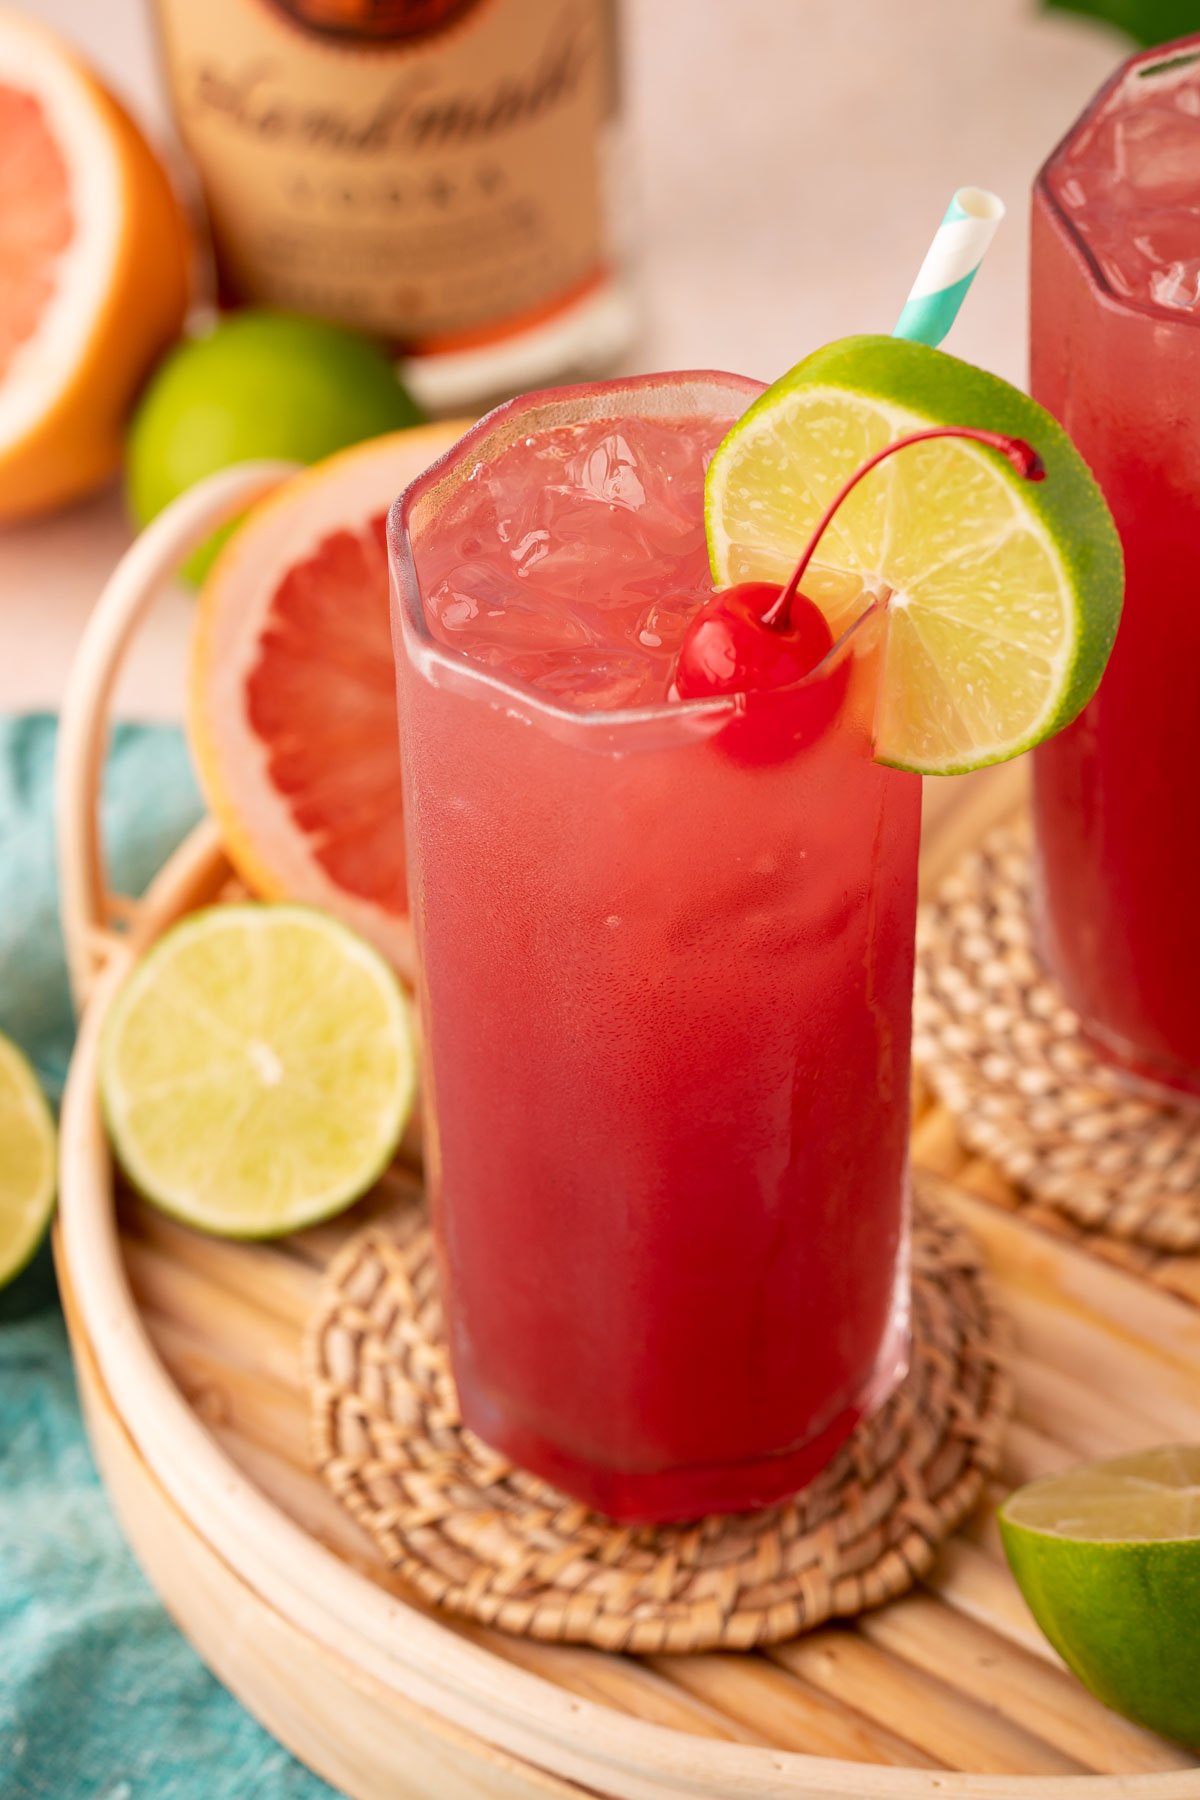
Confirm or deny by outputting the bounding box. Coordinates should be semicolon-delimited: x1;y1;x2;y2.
305;1185;1009;1654
916;821;1200;1253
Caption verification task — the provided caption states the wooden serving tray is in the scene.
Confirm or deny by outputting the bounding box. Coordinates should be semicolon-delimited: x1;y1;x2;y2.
53;473;1200;1798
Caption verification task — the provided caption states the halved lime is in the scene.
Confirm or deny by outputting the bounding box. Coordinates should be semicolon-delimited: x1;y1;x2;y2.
999;1447;1200;1749
100;904;416;1236
0;1033;56;1287
706;335;1123;774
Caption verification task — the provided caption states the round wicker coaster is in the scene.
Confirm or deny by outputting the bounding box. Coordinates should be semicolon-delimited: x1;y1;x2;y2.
305;1188;1010;1654
915;822;1200;1252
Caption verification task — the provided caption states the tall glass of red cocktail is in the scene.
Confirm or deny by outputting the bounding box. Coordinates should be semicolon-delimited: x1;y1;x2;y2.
388;373;919;1524
1032;38;1200;1094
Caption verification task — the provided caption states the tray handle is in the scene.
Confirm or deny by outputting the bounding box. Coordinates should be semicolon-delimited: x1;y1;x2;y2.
55;462;297;1011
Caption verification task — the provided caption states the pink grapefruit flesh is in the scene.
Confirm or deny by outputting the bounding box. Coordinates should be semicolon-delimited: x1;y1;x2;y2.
244;513;407;917
189;423;472;976
0;83;72;381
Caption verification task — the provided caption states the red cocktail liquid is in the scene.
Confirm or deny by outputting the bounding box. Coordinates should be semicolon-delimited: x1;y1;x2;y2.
389;374;920;1521
1033;39;1200;1093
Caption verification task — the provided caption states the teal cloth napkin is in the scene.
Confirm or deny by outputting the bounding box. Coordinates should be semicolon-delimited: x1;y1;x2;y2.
0;715;338;1800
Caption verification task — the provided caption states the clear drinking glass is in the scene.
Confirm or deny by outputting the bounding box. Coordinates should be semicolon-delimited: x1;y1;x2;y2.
1032;37;1200;1095
388;373;920;1523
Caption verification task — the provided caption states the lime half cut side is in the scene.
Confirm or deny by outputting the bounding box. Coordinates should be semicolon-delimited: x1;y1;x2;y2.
999;1447;1200;1750
100;904;416;1237
0;1033;56;1287
706;336;1123;774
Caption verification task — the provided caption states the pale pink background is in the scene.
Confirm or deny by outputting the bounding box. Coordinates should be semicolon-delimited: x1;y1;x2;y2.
2;0;1124;721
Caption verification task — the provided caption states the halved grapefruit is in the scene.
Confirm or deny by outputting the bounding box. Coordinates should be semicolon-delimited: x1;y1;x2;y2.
188;423;470;976
0;10;191;520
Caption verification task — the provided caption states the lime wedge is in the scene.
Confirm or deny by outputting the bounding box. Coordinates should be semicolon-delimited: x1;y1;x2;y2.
0;1033;56;1287
706;335;1122;774
999;1447;1200;1749
100;905;416;1236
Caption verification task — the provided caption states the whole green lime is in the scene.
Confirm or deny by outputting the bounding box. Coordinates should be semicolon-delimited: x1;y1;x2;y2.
127;310;424;583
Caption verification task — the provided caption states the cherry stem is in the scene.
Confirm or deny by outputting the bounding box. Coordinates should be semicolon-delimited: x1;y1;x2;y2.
762;426;1046;632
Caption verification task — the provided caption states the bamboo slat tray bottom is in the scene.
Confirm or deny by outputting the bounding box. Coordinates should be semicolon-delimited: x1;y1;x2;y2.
58;1090;1200;1796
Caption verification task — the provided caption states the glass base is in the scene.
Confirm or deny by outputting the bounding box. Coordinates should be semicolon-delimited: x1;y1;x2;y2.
455;1270;912;1527
1075;1015;1200;1109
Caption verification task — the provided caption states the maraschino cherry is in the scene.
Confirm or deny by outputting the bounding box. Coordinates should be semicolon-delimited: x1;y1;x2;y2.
673;580;835;699
674;426;1045;707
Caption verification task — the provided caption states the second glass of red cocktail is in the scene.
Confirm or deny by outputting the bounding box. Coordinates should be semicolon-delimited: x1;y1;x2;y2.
1032;37;1200;1096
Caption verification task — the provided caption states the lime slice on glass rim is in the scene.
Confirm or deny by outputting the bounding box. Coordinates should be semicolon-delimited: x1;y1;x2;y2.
0;1032;56;1287
999;1447;1200;1749
705;335;1123;774
100;904;416;1237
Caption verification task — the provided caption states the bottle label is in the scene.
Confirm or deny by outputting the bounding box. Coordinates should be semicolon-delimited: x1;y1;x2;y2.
154;0;615;348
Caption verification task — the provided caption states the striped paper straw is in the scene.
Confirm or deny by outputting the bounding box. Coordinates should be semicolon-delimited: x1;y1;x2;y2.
893;187;1005;347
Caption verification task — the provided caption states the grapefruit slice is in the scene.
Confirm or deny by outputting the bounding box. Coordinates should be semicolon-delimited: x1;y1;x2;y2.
188;424;470;976
0;11;191;520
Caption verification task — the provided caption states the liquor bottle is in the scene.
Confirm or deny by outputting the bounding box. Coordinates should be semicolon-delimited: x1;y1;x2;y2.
150;0;635;409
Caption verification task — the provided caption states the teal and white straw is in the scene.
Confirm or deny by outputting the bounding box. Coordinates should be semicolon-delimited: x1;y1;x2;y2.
893;187;1005;348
